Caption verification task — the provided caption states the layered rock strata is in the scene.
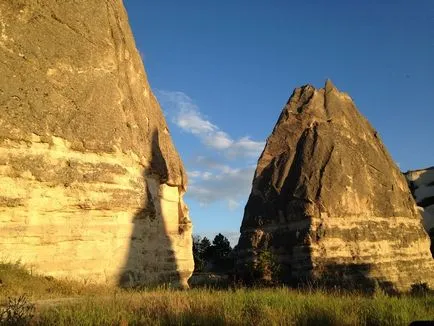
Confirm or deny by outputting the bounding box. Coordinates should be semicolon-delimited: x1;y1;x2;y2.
405;167;434;255
0;0;193;287
236;80;433;291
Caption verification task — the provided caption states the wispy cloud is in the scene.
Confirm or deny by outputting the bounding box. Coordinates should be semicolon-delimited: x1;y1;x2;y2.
227;199;242;211
226;137;265;159
157;90;265;158
156;90;263;209
187;166;255;207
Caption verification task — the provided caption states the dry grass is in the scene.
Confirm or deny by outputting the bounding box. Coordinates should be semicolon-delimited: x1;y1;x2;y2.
0;262;112;301
1;263;433;325
33;289;434;325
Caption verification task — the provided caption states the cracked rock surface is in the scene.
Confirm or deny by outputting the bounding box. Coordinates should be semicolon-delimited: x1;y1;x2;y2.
0;0;193;288
405;166;434;256
236;80;433;291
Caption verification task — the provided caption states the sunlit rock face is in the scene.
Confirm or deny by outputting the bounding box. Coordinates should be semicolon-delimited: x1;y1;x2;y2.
236;80;433;291
405;167;434;256
0;0;193;288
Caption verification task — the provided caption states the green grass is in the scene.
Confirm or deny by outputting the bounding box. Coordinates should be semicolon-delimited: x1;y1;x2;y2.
32;289;434;325
0;262;112;301
1;263;433;325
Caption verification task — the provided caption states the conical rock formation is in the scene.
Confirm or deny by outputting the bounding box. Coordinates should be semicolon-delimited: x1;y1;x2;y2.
236;80;433;291
0;0;193;287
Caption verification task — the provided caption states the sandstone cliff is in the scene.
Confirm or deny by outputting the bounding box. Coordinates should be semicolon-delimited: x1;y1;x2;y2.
236;80;433;291
0;0;193;287
405;167;434;255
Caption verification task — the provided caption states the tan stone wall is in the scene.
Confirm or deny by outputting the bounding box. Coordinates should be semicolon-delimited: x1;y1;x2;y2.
0;0;194;287
308;215;433;290
0;136;193;286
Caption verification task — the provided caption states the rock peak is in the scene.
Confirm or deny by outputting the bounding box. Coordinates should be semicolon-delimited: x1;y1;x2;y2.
236;82;434;291
324;78;335;92
0;0;193;288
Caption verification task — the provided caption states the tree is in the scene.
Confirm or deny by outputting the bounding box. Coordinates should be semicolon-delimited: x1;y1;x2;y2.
212;233;232;260
210;233;233;272
200;237;211;254
193;233;234;273
192;235;202;272
192;236;211;272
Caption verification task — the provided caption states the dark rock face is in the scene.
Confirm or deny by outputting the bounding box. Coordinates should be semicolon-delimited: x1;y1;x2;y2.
236;80;433;291
0;0;193;287
405;167;434;256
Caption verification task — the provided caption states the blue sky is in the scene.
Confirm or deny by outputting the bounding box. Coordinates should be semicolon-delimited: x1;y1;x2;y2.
124;1;434;244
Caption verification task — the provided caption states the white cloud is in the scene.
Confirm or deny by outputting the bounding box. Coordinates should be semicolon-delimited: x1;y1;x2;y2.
156;90;264;210
187;170;215;180
157;90;265;158
187;166;255;207
192;156;231;171
157;90;216;134
203;131;233;150
228;199;241;211
202;171;213;180
227;136;265;159
177;111;217;135
187;170;202;178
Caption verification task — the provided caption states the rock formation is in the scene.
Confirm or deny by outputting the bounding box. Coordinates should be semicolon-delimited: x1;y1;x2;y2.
405;167;434;255
0;0;193;287
236;80;434;291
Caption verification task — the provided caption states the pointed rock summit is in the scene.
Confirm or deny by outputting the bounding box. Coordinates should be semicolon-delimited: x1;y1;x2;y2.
236;80;433;291
0;1;193;287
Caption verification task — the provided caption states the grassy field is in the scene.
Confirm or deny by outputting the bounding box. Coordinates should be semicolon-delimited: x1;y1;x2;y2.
1;263;433;325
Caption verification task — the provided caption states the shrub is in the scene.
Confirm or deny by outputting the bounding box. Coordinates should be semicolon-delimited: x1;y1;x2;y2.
256;249;280;283
0;294;35;325
410;282;431;297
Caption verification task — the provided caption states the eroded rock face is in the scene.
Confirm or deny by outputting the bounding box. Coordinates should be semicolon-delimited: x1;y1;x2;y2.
0;0;193;287
236;80;433;291
405;167;434;255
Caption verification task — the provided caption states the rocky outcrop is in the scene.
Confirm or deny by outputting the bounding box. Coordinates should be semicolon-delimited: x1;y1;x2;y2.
0;0;193;287
405;167;434;255
236;80;433;291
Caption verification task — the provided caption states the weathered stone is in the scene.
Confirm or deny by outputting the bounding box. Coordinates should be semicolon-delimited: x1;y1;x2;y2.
0;0;193;287
405;167;434;256
236;80;433;291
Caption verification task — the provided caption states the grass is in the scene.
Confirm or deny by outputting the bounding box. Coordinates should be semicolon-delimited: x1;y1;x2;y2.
0;262;112;301
1;263;433;325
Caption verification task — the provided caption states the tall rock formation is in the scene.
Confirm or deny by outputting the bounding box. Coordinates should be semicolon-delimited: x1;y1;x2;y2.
405;167;434;255
236;80;433;291
0;0;193;287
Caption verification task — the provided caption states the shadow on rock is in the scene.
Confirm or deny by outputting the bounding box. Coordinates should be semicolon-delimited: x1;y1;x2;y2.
118;129;186;289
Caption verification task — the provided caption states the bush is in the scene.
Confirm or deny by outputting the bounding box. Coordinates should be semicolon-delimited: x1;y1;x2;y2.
410;282;431;297
240;249;281;285
0;294;35;325
256;249;280;283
